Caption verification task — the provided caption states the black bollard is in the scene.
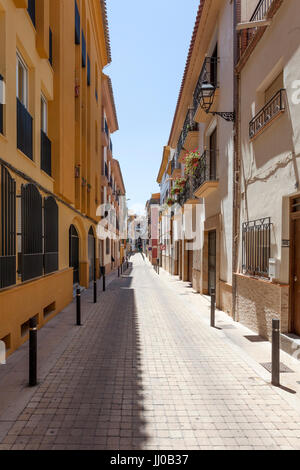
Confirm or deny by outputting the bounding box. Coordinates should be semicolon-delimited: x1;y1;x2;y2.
101;266;106;292
76;287;81;326
93;266;97;304
272;319;280;387
29;317;37;387
210;288;216;328
157;259;160;275
118;266;120;277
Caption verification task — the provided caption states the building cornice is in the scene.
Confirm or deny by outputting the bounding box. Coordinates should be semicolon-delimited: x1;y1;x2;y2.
157;146;171;184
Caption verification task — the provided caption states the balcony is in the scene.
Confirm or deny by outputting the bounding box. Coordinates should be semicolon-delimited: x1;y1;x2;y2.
193;150;218;199
178;109;199;163
238;0;275;58
193;57;219;123
17;98;33;160
41;130;52;176
170;157;181;179
249;89;285;140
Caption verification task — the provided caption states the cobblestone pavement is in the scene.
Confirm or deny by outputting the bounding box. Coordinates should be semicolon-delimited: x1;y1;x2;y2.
1;254;300;450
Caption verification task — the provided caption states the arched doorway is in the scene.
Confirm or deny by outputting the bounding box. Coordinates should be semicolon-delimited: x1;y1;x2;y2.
69;225;79;284
88;227;95;282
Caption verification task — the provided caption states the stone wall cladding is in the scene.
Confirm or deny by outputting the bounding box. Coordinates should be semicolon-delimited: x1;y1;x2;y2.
235;274;289;340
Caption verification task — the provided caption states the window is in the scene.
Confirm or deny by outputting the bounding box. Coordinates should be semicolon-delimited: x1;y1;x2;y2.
265;72;283;104
49;28;53;66
0;74;3;135
44;197;58;274
87;55;91;86
16;53;28;108
75;1;80;45
242;217;271;278
27;0;36;27
0;165;16;289
82;31;86;68
41;95;47;133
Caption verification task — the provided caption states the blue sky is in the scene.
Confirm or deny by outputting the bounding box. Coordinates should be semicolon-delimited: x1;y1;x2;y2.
105;0;199;214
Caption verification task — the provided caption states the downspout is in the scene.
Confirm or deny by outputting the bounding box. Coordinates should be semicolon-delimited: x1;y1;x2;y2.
232;0;241;321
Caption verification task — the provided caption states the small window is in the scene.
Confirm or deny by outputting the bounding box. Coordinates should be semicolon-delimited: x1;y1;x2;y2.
16;53;28;108
41;94;47;133
265;72;283;104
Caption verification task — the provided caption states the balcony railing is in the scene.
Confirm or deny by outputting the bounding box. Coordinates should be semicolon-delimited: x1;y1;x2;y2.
17;98;33;160
249;89;285;139
103;118;109;137
193;57;219;113
177;150;217;206
41;130;52;176
180;108;199;150
239;0;275;57
251;0;274;21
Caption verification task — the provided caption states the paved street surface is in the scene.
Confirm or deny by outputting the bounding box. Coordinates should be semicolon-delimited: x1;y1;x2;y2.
1;254;300;450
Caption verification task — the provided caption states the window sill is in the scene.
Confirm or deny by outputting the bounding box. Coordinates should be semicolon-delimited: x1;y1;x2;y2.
17;148;36;166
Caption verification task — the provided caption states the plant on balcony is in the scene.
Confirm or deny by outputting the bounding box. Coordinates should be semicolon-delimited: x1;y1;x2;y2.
183;149;200;176
81;177;87;187
87;183;92;192
171;177;187;195
166;197;175;206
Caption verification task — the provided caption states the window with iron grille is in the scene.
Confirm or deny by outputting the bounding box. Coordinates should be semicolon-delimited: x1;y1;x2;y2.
0;165;16;289
242;217;271;277
20;184;43;282
87;55;91;86
81;31;86;68
44;197;58;274
49;28;53;66
27;0;35;27
75;1;80;45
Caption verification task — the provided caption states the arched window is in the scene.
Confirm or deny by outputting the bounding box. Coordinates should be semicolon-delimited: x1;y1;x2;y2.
0;165;16;288
44;196;58;274
21;183;43;281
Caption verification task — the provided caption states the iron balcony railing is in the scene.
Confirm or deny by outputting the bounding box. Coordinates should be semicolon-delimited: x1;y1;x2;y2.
239;0;275;57
249;89;285;139
180;108;199;152
242;217;271;277
251;0;274;21
17;98;33;160
177;150;217;206
0;75;3;135
193;57;219;114
41;130;52;176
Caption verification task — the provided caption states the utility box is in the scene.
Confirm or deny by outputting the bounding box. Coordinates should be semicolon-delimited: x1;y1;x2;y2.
269;258;277;281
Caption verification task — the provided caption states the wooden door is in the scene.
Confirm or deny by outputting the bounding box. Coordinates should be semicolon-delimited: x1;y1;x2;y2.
188;249;193;282
208;230;216;295
293;218;300;335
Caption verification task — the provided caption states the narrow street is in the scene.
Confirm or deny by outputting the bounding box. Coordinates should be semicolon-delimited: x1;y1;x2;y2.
0;254;300;450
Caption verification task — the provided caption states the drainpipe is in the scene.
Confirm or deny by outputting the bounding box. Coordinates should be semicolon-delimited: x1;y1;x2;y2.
232;0;241;321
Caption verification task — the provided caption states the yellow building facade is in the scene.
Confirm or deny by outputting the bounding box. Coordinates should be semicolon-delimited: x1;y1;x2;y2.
0;0;125;356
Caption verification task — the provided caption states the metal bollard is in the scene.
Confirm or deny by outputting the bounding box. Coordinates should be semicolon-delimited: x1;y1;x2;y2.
127;260;129;270
76;287;81;326
210;288;215;328
272;319;280;387
157;259;160;275
101;266;106;292
93;266;97;304
29;317;37;387
118;266;120;277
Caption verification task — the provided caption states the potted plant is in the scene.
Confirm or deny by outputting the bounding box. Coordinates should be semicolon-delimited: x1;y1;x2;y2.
166;197;175;206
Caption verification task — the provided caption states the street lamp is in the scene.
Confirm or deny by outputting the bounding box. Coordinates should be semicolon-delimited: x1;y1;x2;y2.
198;81;235;122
